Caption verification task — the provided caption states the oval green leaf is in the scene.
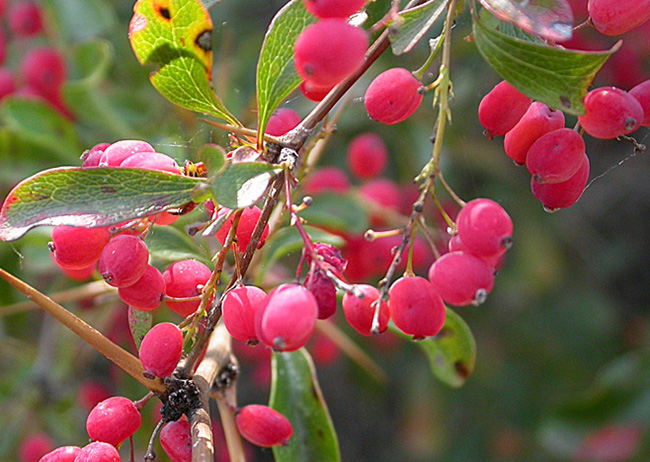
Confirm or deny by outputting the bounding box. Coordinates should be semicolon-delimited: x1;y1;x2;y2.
389;0;449;55
270;349;340;462
0;167;205;241
210;162;280;209
299;192;369;235
146;225;211;266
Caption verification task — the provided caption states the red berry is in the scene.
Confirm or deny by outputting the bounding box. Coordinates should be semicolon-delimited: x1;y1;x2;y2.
388;276;446;339
163;260;212;317
222;285;267;342
265;108;301;136
364;68;423;125
578;87;643;139
214;206;270;253
294;19;367;87
478;80;532;137
50;226;110;270
51;254;96;281
21;48;66;98
120;151;180;174
255;283;318;352
629;79;650;126
81;143;111;168
86;396;142;446
0;67;15;100
303;0;366;18
358;178;402;222
74;442;120;462
503;102;565;165
99;235;149;288
118;264;165;311
531;153;590;211
160;419;191;462
8;2;44;37
428;251;495;306
300;80;334;101
588;0;650;35
448;234;503;268
342;284;390;336
347;133;388;179
305;270;337;319
139;322;184;377
38;446;81;462
19;434;54;462
302;167;350;194
99;140;155;167
236;405;293;448
526;128;586;184
456;198;513;257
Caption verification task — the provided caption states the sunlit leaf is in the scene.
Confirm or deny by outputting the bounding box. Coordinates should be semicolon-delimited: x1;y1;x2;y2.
210;162;280;209
389;0;449;55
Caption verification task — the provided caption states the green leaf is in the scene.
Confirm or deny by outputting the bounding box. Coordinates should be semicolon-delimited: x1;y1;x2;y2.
41;0;116;41
128;306;153;350
389;0;449;55
473;13;618;115
210;162;280;209
199;143;226;176
146;225;211;266
270;349;340;462
299;192;369;235
256;0;317;145
129;0;239;124
477;0;574;42
0;167;205;242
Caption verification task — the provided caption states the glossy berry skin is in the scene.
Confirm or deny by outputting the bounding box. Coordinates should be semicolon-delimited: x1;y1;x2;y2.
531;153;590;211
86;396;142;446
588;0;650;36
388;276;446;339
21;48;66;98
294;19;367;87
456;199;513;257
303;0;365;18
139;322;184;377
578;87;643;139
223;285;267;342
214;206;270;253
428;251;495;306
50;226;110;270
38;446;81;462
478;80;532;137
74;442;120;462
118;264;165;311
99;140;155;167
265;108;301;136
8;2;44;37
629;80;650;127
163;260;212;317
503;102;565;165
120;152;180;174
19;434;54;462
236;405;293;448
364;68;423;125
255;283;318;352
347;133;388;179
526;128;586;184
342;284;390;336
99;235;149;288
448;234;502;269
302;167;350;194
300;80;334;102
160;420;191;462
81;143;111;168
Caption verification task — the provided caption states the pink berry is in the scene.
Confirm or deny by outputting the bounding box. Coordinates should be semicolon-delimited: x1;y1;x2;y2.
223;285;267;342
160;420;191;462
347;133;388;179
52;254;96;281
629;79;650;126
99;140;155;167
478;80;532;137
74;442;120;462
99;235;149;288
588;0;650;35
300;80;334;102
428;251;495;306
19;434;54;462
364;68;423;125
81;143;111;168
448;234;503;268
358;178;402;212
0;0;6;17
50;226;110;270
118;264;165;311
503;102;565;165
526;128;586;184
139;322;184;377
236;405;293;448
531;153;590;211
294;19;367;87
21;48;66;98
86;396;142;446
163;260;212;317
302;167;350;194
0;67;15;100
38;446;81;462
305;269;337;319
255;283;318;352
456;199;513;257
388;276;446;339
120;152;180;174
214;206;270;253
265;108;301;136
342;284;390;336
303;0;365;18
8;2;44;37
578;87;643;139
0;29;7;66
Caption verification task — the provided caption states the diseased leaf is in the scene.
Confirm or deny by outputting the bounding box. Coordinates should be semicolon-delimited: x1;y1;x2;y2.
210;162;280;209
0;167;204;241
478;0;574;42
473;13;618;115
270;349;340;462
128;306;153;349
256;0;317;145
129;0;238;124
389;0;449;55
299;192;369;235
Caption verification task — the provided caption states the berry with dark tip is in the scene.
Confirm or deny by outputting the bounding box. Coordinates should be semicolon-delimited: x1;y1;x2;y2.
364;68;423;125
50;226;110;270
118;264;166;311
531;153;590;211
342;284;390;336
428;251;495;306
163;259;212;317
456;199;513;258
478;80;532;137
578;87;643;139
99;235;149;288
526;128;586;184
139;322;184;377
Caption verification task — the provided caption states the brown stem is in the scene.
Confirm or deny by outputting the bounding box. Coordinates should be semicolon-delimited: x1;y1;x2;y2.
215;384;245;462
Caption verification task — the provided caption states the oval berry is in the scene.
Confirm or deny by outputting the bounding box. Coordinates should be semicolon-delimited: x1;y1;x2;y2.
456;198;513;257
265;108;301;136
86;396;142;446
526;128;586;184
531;153;590;211
302;167;350;194
118;264;165;311
99;140;155;167
38;446;81;462
160;420;191;462
578;87;643;139
588;0;650;36
342;284;390;336
222;285;267;343
50;226;110;270
74;442;120;462
347;132;388;179
120;151;180;174
99;235;149;288
629;80;650;127
21;48;65;97
82;143;111;168
236;405;293;448
428;251;495;306
303;0;366;18
214;206;270;253
388;276;446;339
139;322;184;377
163;259;212;317
364;68;423;125
478;80;532;137
9;2;44;37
